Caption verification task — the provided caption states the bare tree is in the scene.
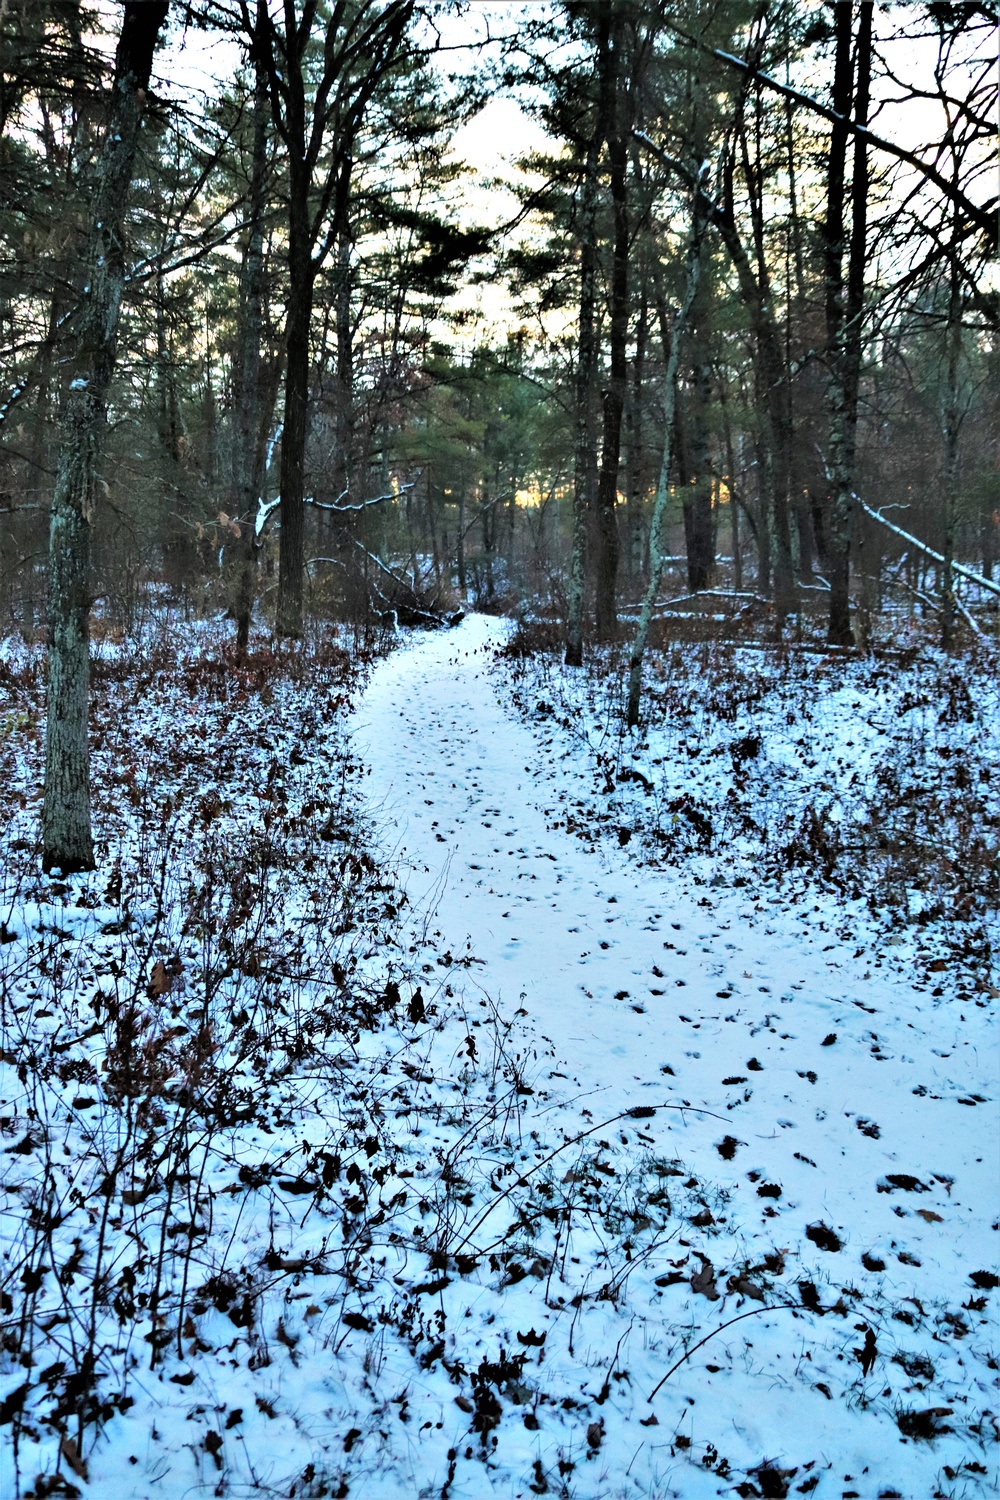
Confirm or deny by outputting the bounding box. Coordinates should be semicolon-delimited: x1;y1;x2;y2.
246;0;416;638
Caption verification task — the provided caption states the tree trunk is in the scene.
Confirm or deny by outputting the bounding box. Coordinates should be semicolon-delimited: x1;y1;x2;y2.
680;356;715;592
625;288;647;584
233;32;269;658
941;242;962;648
594;13;629;639
42;0;168;874
565;6;609;666
335;214;354;495
719;375;742;592
275;201;315;638
626;189;705;728
826;0;872;645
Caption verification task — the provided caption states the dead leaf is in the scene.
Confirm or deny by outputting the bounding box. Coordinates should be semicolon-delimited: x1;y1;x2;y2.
691;1259;719;1300
204;1429;223;1469
728;1275;765;1302
60;1435;88;1481
276;1318;298;1348
147;957;183;997
916;1209;943;1223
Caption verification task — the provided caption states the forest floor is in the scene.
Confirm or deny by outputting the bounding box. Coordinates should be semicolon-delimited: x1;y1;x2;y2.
0;612;997;1500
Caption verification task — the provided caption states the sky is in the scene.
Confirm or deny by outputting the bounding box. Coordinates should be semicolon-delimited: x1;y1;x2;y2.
142;3;994;332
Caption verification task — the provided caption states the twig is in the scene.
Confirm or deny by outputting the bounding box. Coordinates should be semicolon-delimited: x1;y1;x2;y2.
452;1100;729;1252
648;1302;804;1401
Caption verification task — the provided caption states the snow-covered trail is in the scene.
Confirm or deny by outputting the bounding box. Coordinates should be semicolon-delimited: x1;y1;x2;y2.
355;616;991;1207
352;614;997;1491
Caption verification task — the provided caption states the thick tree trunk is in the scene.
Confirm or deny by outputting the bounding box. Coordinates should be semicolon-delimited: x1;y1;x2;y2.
42;0;168;874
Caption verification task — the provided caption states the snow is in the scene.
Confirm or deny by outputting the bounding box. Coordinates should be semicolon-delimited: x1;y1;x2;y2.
354;615;997;1494
1;614;996;1500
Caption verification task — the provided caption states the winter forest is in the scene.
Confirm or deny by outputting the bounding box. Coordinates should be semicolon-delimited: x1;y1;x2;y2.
0;1;997;1497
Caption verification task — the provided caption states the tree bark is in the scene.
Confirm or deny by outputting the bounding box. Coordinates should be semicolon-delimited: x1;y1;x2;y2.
565;10;609;666
42;0;168;874
825;0;872;645
594;9;630;640
233;28;269;658
626;188;705;728
275;157;315;638
255;0;414;639
941;241;962;648
679;355;715;592
625;287;647;584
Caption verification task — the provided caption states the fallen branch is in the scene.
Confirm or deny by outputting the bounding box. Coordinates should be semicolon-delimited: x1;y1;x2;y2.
859;496;1000;599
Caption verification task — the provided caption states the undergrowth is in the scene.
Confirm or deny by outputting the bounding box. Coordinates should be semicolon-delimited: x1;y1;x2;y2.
498;620;999;986
0;619;995;1498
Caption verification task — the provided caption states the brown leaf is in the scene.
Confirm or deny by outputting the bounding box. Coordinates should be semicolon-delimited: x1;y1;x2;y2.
916;1209;943;1223
60;1435;88;1481
729;1275;766;1302
276;1318;298;1348
147;959;171;996
691;1260;719;1300
204;1429;223;1469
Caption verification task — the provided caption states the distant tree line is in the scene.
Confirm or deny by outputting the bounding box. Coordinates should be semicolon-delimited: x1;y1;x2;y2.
0;0;995;867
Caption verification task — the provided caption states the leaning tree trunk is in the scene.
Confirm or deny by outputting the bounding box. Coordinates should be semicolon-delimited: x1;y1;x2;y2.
626;189;705;728
42;1;168;874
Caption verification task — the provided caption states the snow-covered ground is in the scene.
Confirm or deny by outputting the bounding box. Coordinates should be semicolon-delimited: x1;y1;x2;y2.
351;614;998;1498
1;614;996;1500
